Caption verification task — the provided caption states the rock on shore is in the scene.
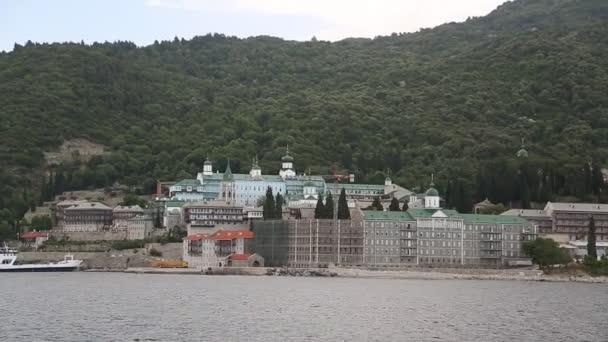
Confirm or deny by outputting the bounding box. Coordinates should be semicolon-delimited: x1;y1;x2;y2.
266;267;338;277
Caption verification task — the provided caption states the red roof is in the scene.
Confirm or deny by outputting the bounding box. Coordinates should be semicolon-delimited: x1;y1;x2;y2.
186;234;210;241
228;253;251;261
211;230;254;240
21;231;48;239
186;230;253;241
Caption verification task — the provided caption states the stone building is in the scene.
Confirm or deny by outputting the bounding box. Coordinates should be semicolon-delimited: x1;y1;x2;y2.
125;215;154;240
502;202;608;242
113;205;144;227
253;220;364;268
253;182;537;269
62;202;113;232
362;211;417;266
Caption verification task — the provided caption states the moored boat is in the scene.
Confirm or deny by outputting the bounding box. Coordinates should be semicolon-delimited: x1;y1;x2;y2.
0;244;83;272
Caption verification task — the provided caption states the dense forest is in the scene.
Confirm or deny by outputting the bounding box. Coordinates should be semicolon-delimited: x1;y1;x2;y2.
1;0;608;231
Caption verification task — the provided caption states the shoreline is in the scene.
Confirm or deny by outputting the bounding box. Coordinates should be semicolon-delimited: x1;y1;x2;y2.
84;267;608;283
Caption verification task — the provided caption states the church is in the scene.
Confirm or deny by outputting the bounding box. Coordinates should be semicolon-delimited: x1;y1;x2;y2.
169;149;325;206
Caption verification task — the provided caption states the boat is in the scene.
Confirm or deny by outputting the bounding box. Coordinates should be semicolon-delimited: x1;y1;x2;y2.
0;244;83;272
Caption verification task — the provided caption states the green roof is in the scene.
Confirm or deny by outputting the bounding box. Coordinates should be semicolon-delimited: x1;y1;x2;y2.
362;211;414;221
173;179;201;187
326;183;384;190
407;208;461;218
165;200;186;207
460;214;529;225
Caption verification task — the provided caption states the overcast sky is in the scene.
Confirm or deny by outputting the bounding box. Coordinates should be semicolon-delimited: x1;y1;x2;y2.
0;0;510;52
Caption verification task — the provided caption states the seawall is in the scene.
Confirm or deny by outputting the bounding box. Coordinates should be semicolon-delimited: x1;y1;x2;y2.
18;243;182;269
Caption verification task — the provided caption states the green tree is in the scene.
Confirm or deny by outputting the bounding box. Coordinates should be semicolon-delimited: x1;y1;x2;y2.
263;187;275;220
389;198;401;211
275;192;283;219
324;192;335;219
479;203;508;215
337;188;350;220
30;215;52;231
523;238;572;269
120;194;148;208
371;197;383;211
154;207;162;228
587;215;597;259
314;193;325;219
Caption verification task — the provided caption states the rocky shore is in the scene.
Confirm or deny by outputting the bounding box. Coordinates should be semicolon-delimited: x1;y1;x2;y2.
112;266;608;283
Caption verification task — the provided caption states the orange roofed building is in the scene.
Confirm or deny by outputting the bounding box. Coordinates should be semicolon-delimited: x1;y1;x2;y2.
183;230;263;268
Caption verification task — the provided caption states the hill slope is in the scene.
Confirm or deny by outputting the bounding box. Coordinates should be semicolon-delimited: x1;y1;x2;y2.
1;0;608;219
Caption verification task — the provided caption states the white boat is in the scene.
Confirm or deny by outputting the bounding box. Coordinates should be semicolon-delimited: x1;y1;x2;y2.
0;244;83;272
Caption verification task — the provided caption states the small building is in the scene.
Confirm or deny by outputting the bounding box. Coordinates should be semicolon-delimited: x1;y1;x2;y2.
164;200;186;229
226;253;264;267
561;241;608;260
20;231;49;249
474;198;495;214
62;202;113;232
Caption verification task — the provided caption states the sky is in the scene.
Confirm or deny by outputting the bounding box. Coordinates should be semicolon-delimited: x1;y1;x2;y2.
0;0;510;52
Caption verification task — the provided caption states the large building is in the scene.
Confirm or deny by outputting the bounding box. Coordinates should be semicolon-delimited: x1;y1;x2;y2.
253;182;538;268
62;202;113;232
183;200;246;234
502;202;608;242
167;150;411;210
183;230;260;268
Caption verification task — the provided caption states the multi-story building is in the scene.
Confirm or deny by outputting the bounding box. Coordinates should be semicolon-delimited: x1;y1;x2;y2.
163;200;185;229
113;205;144;227
502;202;608;242
167;149;412;210
54;199;88;228
361;211;417;266
125;215;154;240
62;202;113;232
253;220;364;268
253;182;538;269
183;230;259;268
183;200;246;234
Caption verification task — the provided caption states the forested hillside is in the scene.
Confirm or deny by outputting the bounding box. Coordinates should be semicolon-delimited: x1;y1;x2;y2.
1;0;608;224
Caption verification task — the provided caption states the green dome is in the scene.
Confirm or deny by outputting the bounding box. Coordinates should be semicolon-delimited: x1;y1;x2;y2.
303;180;315;187
425;187;439;197
281;154;294;162
517;148;528;158
204;159;213;166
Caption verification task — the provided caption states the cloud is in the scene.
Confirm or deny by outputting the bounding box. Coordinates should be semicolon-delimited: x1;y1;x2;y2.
146;0;508;40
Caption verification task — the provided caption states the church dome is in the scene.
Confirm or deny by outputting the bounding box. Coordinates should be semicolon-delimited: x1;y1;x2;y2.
517;147;528;158
204;159;213;166
425;181;439;197
303;180;315;187
281;154;294;162
425;187;439;197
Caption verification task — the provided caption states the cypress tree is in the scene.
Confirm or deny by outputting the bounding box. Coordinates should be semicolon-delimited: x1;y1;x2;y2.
154;206;162;228
591;160;604;196
314;192;325;219
520;165;531;209
371;197;383;211
324;192;335;219
402;201;409;212
389;197;401;211
337;188;350;220
587;215;597;259
263;187;275;220
275;193;283;219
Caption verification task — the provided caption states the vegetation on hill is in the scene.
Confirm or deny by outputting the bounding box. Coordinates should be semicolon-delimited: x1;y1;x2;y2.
1;0;608;229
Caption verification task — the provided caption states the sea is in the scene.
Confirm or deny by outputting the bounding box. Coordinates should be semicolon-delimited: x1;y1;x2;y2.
1;273;606;342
